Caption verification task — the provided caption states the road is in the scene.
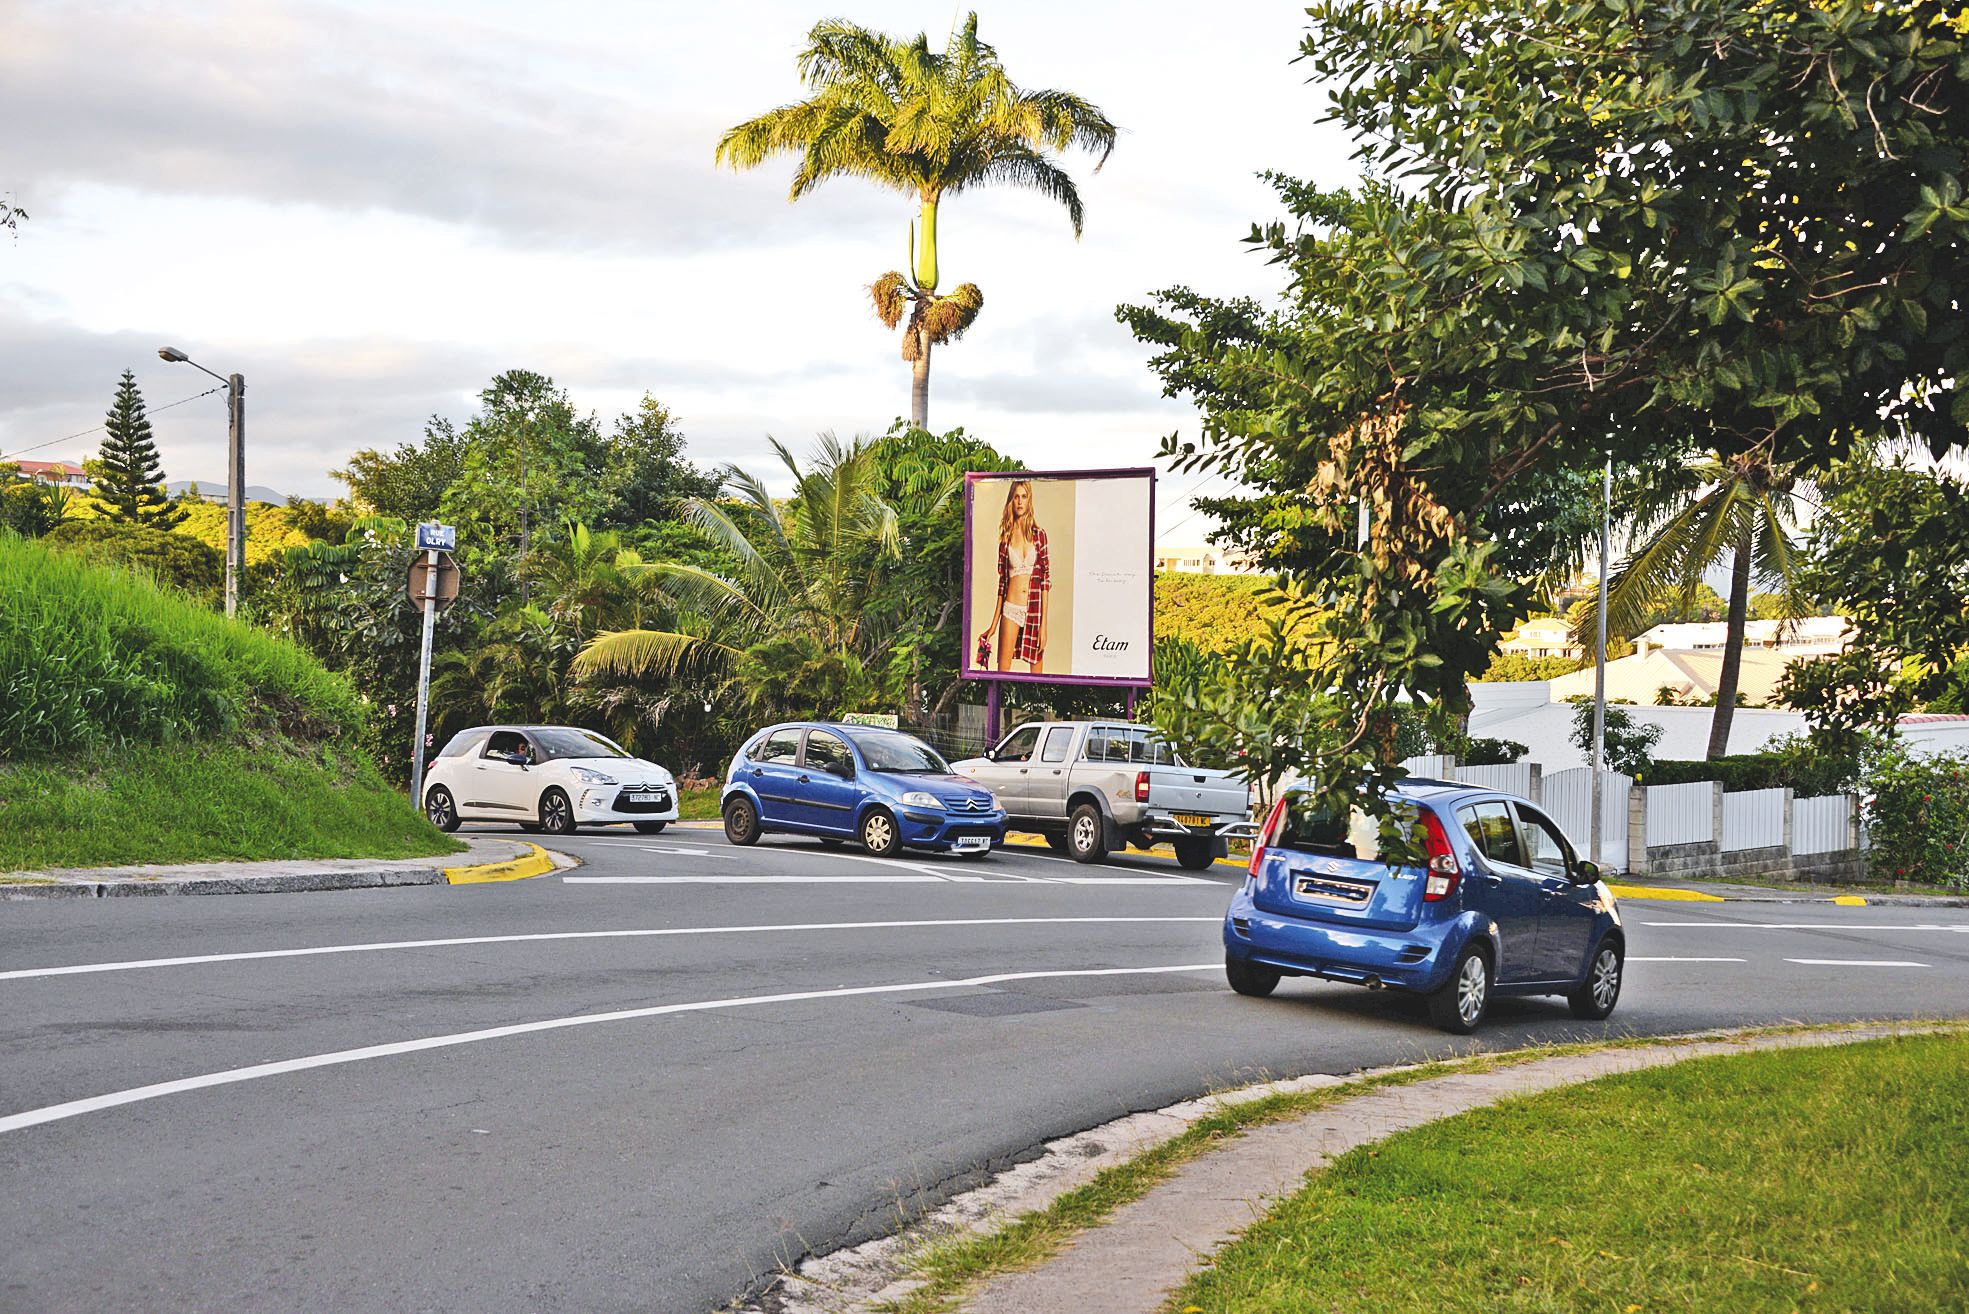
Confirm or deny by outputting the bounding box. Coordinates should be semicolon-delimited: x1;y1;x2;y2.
5;827;1967;1313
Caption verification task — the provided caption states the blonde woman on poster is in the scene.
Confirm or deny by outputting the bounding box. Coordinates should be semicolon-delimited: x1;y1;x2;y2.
976;479;1050;674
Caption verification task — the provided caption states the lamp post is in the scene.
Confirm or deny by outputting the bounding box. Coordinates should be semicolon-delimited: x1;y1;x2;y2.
158;347;245;618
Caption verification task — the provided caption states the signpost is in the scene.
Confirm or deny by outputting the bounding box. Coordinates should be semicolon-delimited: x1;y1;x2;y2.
406;524;458;808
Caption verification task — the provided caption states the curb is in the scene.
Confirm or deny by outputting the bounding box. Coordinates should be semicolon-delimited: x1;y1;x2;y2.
0;866;446;900
445;843;561;885
743;1021;1960;1314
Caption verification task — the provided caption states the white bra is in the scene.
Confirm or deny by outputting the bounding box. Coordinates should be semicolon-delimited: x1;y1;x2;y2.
1007;539;1037;574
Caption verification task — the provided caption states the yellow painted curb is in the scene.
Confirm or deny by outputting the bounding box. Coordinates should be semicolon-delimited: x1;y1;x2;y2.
1607;883;1727;902
445;843;556;885
1831;894;1869;906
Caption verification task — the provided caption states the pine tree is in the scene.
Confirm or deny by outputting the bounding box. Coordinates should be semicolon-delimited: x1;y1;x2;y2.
87;369;184;528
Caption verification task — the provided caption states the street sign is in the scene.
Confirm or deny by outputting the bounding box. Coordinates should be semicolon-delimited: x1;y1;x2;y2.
415;521;457;552
407;555;461;612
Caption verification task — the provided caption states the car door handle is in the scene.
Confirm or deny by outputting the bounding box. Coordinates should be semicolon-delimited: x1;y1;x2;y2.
1018;767;1029;774
1479;873;1502;888
797;774;810;783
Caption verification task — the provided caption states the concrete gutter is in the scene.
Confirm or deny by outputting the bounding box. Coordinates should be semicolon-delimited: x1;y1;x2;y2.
0;836;558;900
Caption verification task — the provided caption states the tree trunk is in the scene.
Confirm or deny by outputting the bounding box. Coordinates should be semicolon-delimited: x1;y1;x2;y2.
1705;525;1754;760
911;331;931;429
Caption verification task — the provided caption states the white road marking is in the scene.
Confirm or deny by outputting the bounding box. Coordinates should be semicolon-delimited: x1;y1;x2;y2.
1642;921;1969;931
0;918;1223;981
0;962;1221;1135
565;874;944;884
1784;958;1929;968
1627;957;1748;963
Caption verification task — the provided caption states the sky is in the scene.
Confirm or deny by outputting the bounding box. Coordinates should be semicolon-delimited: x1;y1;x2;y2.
1;1;1361;539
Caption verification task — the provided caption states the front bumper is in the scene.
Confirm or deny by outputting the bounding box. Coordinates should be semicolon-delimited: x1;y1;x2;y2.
573;784;681;824
1224;888;1451;992
897;807;1008;851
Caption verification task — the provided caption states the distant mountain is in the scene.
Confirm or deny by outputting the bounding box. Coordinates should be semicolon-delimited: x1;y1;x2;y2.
166;480;290;507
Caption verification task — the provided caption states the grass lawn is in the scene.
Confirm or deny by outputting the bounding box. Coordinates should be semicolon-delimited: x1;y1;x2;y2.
679;786;721;821
0;739;466;871
1171;1032;1969;1313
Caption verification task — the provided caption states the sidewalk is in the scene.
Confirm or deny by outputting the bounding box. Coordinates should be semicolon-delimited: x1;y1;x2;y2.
0;835;564;899
749;1022;1950;1314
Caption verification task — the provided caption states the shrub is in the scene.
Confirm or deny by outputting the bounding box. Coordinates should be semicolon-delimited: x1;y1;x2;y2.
1638;734;1862;796
1862;747;1969;890
1565;698;1660;776
0;532;362;759
43;519;223;603
1459;735;1527;766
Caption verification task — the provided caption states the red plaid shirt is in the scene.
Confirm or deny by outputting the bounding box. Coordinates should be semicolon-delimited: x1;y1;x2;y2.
996;528;1051;664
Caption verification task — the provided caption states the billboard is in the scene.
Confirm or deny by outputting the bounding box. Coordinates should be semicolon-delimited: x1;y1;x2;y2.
961;468;1155;686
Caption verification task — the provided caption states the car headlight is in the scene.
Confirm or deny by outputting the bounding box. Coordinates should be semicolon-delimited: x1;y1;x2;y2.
900;791;942;810
572;767;618;785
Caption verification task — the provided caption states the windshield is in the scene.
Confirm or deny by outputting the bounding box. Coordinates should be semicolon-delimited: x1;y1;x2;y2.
847;731;950;774
531;727;631;761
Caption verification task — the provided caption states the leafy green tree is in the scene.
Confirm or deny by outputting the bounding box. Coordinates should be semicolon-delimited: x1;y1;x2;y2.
598;395;722;527
438;371;612;569
1574;454;1810;758
1122;0;1969;824
334;420;470;523
1567;698;1661;778
87;370;184;529
572;436;902;716
717;13;1116;427
44;519;222;602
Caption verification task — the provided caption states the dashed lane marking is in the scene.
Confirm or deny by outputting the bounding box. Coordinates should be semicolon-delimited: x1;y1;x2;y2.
0;962;1221;1135
1642;921;1969;931
1627;957;1748;963
0;918;1223;982
1783;958;1929;968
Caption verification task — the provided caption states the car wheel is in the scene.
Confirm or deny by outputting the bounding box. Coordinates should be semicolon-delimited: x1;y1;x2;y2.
723;797;761;846
424;785;459;833
1226;954;1281;998
859;808;903;858
1429;944;1491;1034
519;822;543;833
538;787;577;836
1043;833;1071;854
1174;838;1215;871
1067;803;1108;864
1568;938;1624;1020
633;820;668;835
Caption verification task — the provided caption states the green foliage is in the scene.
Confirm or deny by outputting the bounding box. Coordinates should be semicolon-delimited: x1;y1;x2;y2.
334;419;470;523
0;739;459;871
42;518;223;604
1637;737;1861;797
1459;736;1526;767
0;466;71;537
1479;651;1585;682
1121;0;1969;825
1153;572;1320;654
87;370;184;529
1783;452;1969;745
1566;698;1661;777
1147;618;1332;809
0;532;362;760
1862;747;1969;890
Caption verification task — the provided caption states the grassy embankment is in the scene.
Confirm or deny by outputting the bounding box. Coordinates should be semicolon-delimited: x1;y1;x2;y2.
1175;1031;1969;1313
0;533;462;871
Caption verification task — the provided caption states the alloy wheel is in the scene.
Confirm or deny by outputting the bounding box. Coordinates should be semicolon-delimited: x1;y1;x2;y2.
1072;813;1098;852
1591;948;1620;1010
1457;952;1488;1026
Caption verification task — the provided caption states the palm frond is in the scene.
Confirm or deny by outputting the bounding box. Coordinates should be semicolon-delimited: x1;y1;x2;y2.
571;628;744;680
961;146;1086;235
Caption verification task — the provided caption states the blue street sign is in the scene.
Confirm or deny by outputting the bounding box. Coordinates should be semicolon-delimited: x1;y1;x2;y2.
415;522;457;553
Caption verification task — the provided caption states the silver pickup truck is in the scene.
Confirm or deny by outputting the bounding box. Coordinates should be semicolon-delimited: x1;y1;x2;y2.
951;720;1250;868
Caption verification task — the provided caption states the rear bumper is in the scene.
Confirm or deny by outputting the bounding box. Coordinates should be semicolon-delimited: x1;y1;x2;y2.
1224;888;1453;993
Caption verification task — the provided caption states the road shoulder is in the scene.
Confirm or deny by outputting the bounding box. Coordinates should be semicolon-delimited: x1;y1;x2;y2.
0;835;558;899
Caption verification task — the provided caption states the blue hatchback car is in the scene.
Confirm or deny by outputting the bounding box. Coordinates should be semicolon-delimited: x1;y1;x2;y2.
1224;781;1624;1033
721;722;1007;858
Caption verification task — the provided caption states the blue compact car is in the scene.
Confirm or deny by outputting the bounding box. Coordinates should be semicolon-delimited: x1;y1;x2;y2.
721;722;1007;858
1224;780;1624;1033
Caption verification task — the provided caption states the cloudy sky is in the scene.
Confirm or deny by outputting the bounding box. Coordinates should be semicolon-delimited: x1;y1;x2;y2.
2;1;1360;538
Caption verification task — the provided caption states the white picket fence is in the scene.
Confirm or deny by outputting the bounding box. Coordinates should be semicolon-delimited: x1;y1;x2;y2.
1795;794;1856;856
1644;781;1717;848
1542;768;1631;871
1721;788;1788;852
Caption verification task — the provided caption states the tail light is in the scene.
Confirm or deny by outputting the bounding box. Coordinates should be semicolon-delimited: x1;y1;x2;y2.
1421;810;1461;901
1134;770;1150;803
1249;796;1288;876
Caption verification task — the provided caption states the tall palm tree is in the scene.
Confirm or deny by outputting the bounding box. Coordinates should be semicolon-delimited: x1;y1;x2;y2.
572;436;902;705
716;13;1117;428
1574;452;1810;759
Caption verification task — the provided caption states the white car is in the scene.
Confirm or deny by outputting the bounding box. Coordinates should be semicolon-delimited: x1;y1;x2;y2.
422;724;680;835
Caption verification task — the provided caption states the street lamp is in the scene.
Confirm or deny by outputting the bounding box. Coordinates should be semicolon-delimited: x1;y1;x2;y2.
159;346;245;618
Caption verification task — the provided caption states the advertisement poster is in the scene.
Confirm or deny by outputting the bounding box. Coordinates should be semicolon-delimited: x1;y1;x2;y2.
962;468;1154;685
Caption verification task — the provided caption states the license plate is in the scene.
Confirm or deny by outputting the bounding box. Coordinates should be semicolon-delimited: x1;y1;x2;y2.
1175;813;1215;828
628;792;660;803
953;836;991;852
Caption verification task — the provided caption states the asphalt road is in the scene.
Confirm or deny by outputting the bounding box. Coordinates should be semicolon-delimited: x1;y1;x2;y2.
5;827;1968;1313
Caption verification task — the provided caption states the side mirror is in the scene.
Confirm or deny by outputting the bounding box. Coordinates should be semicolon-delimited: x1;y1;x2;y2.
830;759;856;780
982;748;998;762
1573;859;1602;885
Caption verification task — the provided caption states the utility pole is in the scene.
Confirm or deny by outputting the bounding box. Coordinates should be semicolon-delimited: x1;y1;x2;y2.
226;373;245;618
1590;453;1611;866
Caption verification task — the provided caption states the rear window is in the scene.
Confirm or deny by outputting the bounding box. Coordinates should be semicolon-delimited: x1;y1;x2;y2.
1272;794;1405;863
1082;726;1183;766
